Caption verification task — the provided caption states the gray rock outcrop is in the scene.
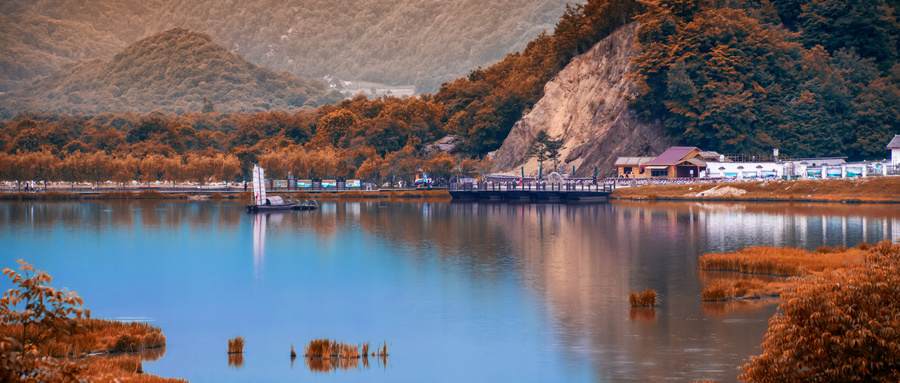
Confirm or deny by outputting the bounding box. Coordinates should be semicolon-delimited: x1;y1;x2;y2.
492;22;671;178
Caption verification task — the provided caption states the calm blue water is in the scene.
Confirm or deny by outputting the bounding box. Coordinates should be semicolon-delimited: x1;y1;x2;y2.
0;200;897;382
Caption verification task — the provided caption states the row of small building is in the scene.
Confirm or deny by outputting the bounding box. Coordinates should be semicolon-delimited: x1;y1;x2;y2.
613;136;900;180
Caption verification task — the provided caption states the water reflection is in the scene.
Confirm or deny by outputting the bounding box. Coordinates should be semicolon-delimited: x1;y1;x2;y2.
701;299;781;317
1;199;898;382
252;213;267;280
629;308;656;323
138;345;167;362
227;353;244;368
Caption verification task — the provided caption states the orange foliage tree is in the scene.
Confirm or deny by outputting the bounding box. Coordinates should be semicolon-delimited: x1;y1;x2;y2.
740;240;900;382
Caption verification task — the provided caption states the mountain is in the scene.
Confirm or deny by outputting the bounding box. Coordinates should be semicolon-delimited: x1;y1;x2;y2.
491;23;670;177
0;28;340;118
0;0;571;93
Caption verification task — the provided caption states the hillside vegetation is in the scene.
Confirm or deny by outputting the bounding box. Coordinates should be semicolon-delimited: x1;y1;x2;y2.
2;0;900;187
629;0;900;160
0;28;342;117
0;0;571;93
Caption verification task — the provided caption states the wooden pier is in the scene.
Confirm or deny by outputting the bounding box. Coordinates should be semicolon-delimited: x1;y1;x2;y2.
448;182;614;202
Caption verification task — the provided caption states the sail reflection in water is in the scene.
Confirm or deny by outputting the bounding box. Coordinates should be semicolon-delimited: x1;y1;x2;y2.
253;213;265;279
252;212;292;280
0;199;898;382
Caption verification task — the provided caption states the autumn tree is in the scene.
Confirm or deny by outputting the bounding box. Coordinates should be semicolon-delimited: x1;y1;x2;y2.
311;109;357;148
0;260;89;381
426;152;456;180
356;155;386;185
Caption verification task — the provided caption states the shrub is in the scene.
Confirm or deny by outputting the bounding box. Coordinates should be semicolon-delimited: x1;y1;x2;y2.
741;240;900;382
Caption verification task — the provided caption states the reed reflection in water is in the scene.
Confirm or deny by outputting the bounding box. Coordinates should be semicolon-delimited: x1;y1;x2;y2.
1;199;898;382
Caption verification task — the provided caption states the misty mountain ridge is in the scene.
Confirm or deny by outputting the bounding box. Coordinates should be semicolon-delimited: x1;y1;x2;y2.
0;0;572;93
0;27;342;118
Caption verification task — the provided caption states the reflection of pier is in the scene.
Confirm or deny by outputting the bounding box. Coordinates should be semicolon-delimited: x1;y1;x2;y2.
449;182;613;202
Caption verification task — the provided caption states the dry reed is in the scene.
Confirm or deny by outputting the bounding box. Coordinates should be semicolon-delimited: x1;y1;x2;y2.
698;246;864;276
628;289;658;307
0;317;166;357
303;338;368;372
227;336;244;354
377;341;390;356
700;279;789;301
303;338;387;372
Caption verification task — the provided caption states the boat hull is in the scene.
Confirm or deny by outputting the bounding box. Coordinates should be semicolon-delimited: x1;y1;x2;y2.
246;203;318;213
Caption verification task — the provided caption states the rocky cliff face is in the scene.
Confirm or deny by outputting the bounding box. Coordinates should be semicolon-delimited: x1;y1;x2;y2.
492;23;671;178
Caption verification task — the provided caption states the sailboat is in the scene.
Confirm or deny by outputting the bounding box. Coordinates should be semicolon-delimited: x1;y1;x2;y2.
245;165;318;212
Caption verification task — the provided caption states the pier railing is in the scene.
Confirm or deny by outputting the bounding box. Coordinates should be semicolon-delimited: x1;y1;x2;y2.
450;181;615;193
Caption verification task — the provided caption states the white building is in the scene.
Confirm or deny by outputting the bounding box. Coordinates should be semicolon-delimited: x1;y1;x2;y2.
705;161;782;179
889;135;900;166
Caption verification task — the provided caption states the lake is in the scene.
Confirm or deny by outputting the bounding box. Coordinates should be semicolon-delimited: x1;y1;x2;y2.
1;199;898;382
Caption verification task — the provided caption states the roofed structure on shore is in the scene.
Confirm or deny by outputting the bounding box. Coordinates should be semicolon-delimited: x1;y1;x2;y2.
614;157;654;177
889;134;900;165
637;147;717;178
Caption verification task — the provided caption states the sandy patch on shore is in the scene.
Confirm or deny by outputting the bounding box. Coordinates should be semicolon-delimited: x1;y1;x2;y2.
684;185;747;197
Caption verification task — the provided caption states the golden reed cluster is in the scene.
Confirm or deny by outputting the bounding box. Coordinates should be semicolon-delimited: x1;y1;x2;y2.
628;289;658;307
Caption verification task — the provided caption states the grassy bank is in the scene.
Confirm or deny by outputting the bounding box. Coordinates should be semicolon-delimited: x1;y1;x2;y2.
611;177;900;203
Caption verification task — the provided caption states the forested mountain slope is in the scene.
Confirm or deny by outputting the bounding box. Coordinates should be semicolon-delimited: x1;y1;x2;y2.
494;0;900;174
628;0;900;160
0;0;571;93
492;23;670;177
0;28;340;118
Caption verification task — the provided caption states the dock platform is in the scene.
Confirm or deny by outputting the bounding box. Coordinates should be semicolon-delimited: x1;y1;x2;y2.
449;182;614;202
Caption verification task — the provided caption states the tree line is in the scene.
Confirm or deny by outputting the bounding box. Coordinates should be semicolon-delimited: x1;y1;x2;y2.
629;0;900;159
0;99;492;186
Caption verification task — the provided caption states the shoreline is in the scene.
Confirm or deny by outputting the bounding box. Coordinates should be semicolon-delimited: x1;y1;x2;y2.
609;177;900;204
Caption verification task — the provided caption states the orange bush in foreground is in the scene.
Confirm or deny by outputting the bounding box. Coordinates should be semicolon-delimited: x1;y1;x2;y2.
0;260;178;382
740;240;900;382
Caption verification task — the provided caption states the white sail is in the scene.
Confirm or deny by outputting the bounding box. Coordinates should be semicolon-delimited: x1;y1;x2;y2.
252;164;266;205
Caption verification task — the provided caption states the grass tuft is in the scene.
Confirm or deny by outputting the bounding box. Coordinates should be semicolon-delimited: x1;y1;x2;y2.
628;289;658;307
227;336;244;354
